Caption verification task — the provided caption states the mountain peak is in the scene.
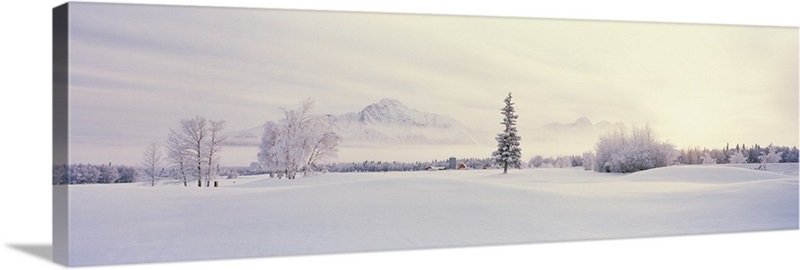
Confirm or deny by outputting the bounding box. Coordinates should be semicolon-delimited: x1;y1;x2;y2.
570;117;593;127
331;98;477;145
358;99;415;125
376;98;404;107
541;117;594;129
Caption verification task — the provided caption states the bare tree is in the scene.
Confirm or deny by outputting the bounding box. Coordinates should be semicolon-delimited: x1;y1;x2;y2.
204;120;226;187
141;141;163;186
179;116;208;187
167;116;227;187
165;129;191;186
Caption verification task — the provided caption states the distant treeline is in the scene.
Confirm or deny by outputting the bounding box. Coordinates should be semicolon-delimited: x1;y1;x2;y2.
529;143;799;170
53;163;139;185
677;144;798;164
321;158;496;173
528;155;585;168
54;163;247;185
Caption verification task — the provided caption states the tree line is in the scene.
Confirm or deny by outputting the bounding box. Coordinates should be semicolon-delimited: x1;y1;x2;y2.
323;158;496;173
676;143;798;165
526;125;797;173
53;163;138;185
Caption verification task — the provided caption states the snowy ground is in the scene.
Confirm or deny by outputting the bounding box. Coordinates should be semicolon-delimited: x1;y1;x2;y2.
66;164;798;266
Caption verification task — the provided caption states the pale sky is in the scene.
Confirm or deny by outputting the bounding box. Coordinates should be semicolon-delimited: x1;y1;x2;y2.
67;3;798;165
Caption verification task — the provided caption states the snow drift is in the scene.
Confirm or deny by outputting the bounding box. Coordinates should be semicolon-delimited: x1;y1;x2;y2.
625;165;793;183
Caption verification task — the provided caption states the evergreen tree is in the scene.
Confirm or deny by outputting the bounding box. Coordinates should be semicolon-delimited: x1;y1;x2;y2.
492;92;523;174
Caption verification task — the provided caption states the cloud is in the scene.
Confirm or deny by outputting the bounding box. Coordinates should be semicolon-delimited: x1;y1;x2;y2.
66;3;798;165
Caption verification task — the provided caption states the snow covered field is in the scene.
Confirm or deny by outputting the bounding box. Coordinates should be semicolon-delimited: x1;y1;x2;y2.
66;165;798;266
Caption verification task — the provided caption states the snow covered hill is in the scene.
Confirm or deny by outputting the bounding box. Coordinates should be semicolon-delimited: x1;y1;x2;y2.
625;165;794;183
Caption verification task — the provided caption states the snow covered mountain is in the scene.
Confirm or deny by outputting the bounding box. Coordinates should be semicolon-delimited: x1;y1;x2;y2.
225;98;483;147
336;98;459;128
224;125;264;146
330;98;480;146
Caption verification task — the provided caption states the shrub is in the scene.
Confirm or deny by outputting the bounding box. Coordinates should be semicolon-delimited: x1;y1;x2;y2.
594;124;678;173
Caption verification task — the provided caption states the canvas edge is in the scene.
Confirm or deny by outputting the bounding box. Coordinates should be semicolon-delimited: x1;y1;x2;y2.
52;2;70;266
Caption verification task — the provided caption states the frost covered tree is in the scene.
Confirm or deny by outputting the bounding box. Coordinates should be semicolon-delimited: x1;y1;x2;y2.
594;124;677;173
165;129;191;186
528;155;544;168
204;120;226;187
758;146;782;163
258;99;341;179
98;163;119;183
258;121;284;178
277;100;313;179
179;116;208;187
168;116;226;187
141;141;163;186
582;152;595;171
492;93;522;174
555;156;572;168
729;151;747;164
701;153;717;164
594;127;627;172
303;116;341;172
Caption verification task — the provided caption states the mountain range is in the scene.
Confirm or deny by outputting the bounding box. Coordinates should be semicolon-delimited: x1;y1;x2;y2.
522;116;624;156
536;116;621;134
225;98;481;147
225;98;622;157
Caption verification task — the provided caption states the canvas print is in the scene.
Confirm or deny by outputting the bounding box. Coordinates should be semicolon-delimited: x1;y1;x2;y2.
53;2;799;266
